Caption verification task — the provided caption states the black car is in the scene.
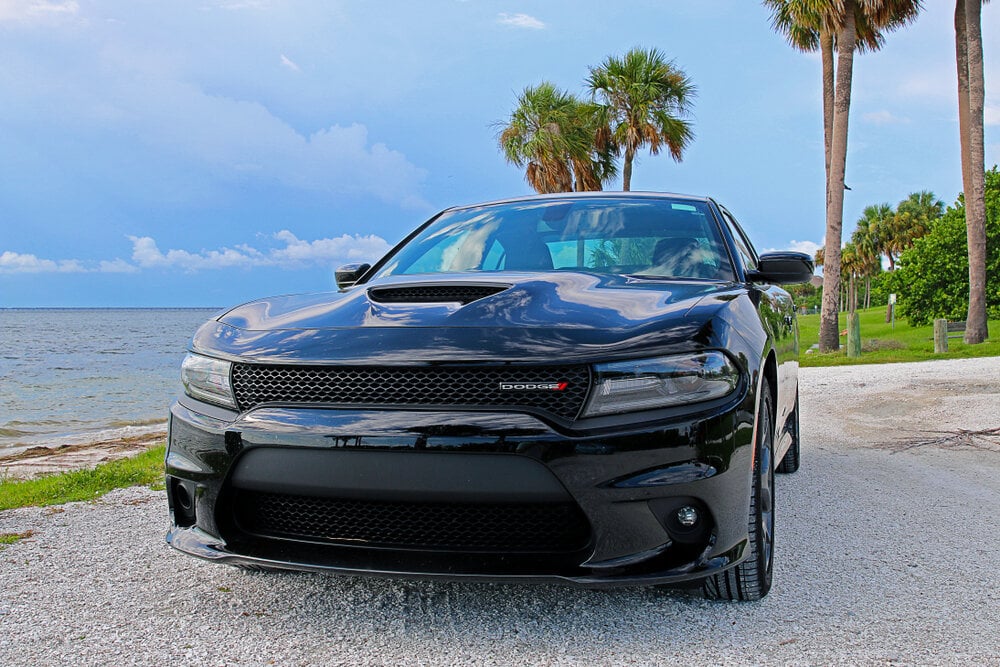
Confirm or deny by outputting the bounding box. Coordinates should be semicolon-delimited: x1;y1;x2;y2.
166;192;812;601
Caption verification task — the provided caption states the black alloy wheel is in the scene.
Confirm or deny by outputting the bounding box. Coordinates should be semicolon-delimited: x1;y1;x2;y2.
703;378;775;601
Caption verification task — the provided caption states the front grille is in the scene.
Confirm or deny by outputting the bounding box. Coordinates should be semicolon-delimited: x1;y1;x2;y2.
231;364;591;420
235;491;591;552
368;284;510;304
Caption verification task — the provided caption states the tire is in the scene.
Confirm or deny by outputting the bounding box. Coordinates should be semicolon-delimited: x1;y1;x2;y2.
776;389;800;474
703;379;775;602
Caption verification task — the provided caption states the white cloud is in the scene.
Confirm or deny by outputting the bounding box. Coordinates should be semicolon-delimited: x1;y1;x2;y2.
0;0;78;22
497;12;545;30
118;76;430;208
863;110;910;125
98;258;139;273
0;35;430;210
767;240;822;257
270;230;391;264
129;236;260;271
1;231;391;275
280;54;301;73
0;250;85;274
127;231;390;272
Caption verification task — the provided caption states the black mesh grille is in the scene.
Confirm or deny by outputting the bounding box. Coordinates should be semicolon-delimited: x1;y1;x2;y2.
231;364;590;419
235;491;591;552
368;284;510;304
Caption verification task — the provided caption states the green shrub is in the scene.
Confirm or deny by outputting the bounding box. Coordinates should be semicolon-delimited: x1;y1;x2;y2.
884;167;1000;326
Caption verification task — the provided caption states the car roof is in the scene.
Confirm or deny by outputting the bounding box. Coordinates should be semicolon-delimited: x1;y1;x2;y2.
444;191;715;213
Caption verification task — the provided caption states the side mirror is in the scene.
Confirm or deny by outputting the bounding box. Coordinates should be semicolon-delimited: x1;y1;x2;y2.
335;263;371;289
747;252;815;285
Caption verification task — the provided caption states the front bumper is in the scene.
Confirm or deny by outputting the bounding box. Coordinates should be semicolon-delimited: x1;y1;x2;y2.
165;392;756;587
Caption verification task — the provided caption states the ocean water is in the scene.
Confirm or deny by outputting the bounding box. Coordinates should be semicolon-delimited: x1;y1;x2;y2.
0;308;221;452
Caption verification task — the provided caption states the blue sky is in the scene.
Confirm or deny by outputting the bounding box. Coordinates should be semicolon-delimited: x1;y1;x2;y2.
0;0;997;307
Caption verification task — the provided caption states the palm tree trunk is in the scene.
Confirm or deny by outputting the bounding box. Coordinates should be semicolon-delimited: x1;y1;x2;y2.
960;0;988;344
622;146;635;191
821;29;835;183
819;2;857;353
955;2;974;203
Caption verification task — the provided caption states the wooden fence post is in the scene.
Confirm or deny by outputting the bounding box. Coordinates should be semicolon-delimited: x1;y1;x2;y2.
933;318;948;353
847;312;861;358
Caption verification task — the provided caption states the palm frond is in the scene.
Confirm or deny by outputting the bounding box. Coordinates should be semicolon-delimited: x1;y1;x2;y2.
588;46;696;186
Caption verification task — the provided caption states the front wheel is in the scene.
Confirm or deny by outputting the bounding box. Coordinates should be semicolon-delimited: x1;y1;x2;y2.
703;379;775;601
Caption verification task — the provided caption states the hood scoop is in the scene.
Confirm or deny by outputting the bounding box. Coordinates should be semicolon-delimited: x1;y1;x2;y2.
368;283;512;305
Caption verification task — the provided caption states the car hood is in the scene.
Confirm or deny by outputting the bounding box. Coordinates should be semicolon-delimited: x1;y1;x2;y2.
193;272;747;364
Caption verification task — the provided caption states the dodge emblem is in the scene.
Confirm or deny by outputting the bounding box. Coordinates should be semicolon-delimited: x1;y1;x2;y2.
499;382;568;391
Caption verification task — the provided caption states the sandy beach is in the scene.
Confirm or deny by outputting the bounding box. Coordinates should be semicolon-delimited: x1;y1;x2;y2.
0;430;165;480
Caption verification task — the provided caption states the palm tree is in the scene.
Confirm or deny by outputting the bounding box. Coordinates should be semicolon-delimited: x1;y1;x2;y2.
955;0;990;344
893;190;943;251
766;0;922;352
854;202;892;260
569;101;618;192
764;1;902;183
851;209;885;308
896;190;944;222
587;47;695;191
840;242;862;313
766;1;833;181
498;83;615;194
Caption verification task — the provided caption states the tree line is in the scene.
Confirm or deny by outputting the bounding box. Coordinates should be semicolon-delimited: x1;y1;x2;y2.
806;170;999;326
764;0;988;347
816;191;944;312
883;168;1000;326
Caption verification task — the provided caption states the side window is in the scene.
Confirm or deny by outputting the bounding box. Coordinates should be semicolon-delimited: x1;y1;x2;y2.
721;210;758;272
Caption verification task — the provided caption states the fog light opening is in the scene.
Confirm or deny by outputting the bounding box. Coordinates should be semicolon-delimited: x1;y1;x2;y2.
649;497;713;545
675;505;699;528
174;483;193;512
170;478;197;527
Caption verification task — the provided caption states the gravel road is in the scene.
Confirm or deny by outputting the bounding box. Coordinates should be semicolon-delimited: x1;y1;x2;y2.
2;357;999;666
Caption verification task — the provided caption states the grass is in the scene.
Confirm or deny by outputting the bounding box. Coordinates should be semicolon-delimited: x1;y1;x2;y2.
0;443;165;512
0;530;35;548
798;308;1000;367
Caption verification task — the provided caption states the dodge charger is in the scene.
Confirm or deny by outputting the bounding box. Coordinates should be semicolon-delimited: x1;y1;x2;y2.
165;192;813;601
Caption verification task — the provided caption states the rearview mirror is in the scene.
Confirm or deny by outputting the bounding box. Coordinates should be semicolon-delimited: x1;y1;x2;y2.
335;263;371;289
746;252;815;285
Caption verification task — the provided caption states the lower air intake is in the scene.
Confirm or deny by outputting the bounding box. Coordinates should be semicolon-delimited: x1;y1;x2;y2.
235;491;591;553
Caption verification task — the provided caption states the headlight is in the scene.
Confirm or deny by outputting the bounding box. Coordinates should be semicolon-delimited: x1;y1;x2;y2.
181;353;236;409
582;352;739;417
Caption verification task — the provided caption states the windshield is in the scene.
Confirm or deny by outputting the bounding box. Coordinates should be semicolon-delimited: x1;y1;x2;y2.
374;197;736;281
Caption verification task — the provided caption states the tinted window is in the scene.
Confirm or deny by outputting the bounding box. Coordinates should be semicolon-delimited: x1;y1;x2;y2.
720;209;758;272
375;199;736;281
